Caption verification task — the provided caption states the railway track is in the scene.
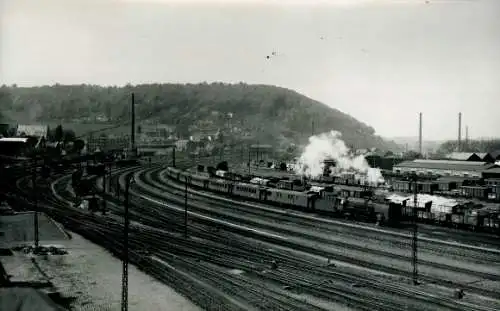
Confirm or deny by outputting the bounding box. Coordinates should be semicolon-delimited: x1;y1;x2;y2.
158;168;500;248
11;155;351;310
10;157;499;311
152;168;500;264
84;169;474;310
10;173;252;310
142;168;500;284
126;167;496;306
72;167;494;311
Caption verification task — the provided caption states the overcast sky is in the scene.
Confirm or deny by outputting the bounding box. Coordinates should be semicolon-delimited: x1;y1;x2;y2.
1;0;499;140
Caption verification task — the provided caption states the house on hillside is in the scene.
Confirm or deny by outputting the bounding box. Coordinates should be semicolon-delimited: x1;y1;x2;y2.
16;124;49;138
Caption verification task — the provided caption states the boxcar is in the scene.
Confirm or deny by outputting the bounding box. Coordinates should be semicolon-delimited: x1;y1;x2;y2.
392;180;411;193
233;182;263;200
190;174;209;189
483;213;500;233
208;179;232;194
314;191;343;213
266;188;313;210
459;186;489;199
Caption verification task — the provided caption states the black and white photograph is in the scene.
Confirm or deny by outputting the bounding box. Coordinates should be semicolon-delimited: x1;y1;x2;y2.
1;0;499;310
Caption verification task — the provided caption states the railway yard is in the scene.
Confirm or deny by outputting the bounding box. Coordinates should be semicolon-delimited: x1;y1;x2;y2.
2;155;500;311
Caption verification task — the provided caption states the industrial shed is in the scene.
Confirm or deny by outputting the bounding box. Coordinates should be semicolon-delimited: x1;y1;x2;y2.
393;159;495;178
446;152;483;162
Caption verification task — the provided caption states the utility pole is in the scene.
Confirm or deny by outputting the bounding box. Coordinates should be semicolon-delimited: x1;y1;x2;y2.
184;175;188;238
130;93;136;158
412;173;419;286
248;145;251;175
102;163;107;215
122;175;133;311
312;120;315;137
172;146;176;168
32;157;39;250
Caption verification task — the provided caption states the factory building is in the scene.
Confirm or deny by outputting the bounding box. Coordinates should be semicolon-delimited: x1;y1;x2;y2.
446;152;485;162
445;151;497;163
393;159;496;178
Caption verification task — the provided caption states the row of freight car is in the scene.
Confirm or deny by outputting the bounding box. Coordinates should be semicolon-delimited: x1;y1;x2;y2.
400;204;500;232
166;167;500;233
391;178;500;201
167;167;401;226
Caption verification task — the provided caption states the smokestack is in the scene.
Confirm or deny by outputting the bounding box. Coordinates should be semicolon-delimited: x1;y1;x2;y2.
418;112;422;156
458;112;462;152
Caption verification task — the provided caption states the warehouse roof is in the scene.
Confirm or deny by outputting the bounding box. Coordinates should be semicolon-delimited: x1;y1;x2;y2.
446;152;479;161
475;153;488;159
395;159;495;172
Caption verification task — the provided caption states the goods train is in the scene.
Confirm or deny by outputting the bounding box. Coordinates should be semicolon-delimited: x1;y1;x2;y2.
165;167;500;233
390;177;500;202
165;167;402;226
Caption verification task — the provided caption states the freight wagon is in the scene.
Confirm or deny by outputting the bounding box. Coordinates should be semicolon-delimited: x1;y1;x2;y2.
459;186;489;200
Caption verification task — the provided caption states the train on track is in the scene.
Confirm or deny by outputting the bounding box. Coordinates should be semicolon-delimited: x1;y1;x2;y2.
165;166;500;233
166;166;402;226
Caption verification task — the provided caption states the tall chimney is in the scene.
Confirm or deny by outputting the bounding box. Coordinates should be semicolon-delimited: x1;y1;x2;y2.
458;112;462;152
419;112;423;156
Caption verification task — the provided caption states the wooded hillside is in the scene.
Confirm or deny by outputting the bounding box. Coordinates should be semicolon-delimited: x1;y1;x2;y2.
0;83;400;151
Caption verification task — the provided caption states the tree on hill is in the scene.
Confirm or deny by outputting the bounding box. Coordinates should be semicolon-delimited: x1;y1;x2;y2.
2;83;400;151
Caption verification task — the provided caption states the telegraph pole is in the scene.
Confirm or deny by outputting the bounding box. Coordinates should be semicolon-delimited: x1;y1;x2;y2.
130;93;136;158
172;146;176;168
412;173;419;285
121;175;132;311
32;157;39;250
102;163;107;215
184;175;188;238
248;145;251;175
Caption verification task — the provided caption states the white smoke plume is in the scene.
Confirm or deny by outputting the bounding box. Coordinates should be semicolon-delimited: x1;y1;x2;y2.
293;130;384;185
